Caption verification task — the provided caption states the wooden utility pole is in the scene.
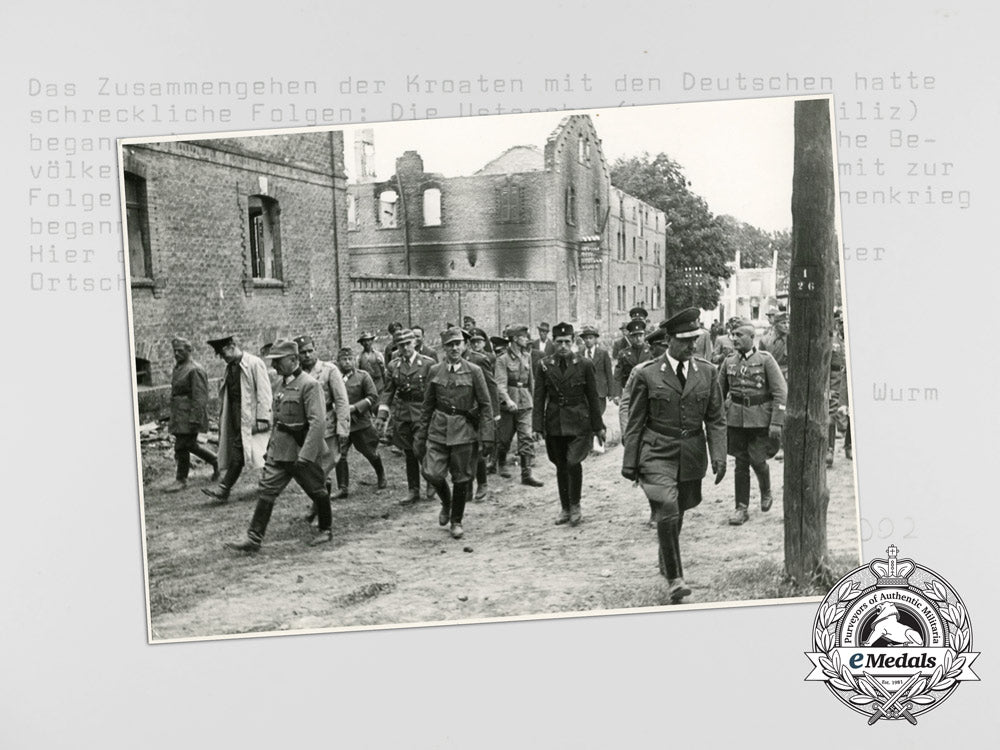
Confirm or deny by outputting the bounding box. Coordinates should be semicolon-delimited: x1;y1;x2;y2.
784;99;836;587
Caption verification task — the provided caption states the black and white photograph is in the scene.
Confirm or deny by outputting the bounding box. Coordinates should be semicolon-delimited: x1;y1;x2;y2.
124;96;861;642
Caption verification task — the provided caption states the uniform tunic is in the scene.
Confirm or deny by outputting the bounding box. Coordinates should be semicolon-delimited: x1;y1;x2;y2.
257;369;329;501
495;347;536;459
533;354;605;466
720;347;787;465
616;344;653;393
417;359;493;483
622;356;727;510
381;351;437;452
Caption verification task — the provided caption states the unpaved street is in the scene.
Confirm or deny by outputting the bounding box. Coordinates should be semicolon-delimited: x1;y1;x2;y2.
142;410;860;641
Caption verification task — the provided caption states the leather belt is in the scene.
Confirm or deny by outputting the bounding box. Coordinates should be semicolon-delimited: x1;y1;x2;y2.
645;424;704;439
729;392;773;406
436;405;474;419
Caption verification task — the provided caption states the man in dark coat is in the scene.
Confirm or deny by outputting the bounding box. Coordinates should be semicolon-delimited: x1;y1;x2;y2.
166;336;217;491
533;322;606;527
415;328;493;539
622;308;727;604
356;332;386;395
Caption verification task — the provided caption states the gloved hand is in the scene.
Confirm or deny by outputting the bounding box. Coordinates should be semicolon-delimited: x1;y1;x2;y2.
768;425;782;443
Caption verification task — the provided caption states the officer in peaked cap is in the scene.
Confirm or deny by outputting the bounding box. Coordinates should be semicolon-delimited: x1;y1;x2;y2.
376;328;437;504
616;318;652;393
622;307;727;604
629;305;649;320
225;339;334;551
533;322;606;526
414;327;494;539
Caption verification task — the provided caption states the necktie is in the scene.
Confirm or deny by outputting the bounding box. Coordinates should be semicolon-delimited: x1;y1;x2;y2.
586;348;593;359
676;361;686;389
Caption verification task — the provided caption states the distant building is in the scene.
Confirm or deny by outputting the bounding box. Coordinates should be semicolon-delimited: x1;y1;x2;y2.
123;132;351;410
347;115;666;336
706;249;780;331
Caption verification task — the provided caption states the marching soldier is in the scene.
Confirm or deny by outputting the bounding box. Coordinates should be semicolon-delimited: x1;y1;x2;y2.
495;325;544;487
334;347;387;496
618;326;669;527
414;328;493;539
533;323;606;526
357;332;387;395
295;335;351;495
615;318;652;394
463;327;500;500
165;336;217;492
225;340;333;551
720;321;787;525
375;329;437;504
622;308;727;603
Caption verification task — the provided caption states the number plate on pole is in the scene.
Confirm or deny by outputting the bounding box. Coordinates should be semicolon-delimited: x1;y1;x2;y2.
791;265;818;298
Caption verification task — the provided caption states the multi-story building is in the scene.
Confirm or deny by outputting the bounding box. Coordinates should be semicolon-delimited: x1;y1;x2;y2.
347;115;666;337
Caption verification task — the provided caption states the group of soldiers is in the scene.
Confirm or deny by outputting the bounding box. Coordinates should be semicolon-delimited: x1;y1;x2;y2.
161;302;849;603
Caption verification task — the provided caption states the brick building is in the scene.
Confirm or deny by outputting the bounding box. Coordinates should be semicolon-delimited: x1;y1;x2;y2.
124;132;351;407
347;115;666;337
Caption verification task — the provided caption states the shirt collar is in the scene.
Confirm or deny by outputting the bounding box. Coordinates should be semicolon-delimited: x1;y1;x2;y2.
664;352;698;375
739;347;757;360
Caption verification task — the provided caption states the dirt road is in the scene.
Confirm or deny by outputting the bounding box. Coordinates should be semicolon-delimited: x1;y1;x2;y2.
142;410;860;641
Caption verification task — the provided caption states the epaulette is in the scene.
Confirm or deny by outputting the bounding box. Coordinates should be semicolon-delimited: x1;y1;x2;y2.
692;356;712;365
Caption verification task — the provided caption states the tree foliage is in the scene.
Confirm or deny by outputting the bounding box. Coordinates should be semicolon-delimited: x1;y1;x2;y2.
610;152;733;315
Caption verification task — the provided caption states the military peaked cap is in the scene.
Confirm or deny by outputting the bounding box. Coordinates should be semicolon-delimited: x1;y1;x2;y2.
663;308;702;339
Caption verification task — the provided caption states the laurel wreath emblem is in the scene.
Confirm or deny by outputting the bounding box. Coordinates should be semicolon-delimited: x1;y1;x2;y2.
812;578;972;711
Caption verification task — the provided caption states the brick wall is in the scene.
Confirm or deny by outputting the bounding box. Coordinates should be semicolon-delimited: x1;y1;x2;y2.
349;276;557;348
125;132;350;386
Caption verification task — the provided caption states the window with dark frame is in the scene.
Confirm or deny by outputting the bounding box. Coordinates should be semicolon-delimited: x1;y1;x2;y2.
125;171;152;279
248;194;281;280
566;186;576;225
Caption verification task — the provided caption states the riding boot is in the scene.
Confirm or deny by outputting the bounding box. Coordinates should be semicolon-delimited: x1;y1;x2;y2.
226;496;275;551
451;481;469;524
554;465;570;524
730;459;751;525
436;481;452;526
371;455;388;489
335;459;349;495
567;463;583;525
752;462;772;512
498;447;511;478
402;452;421;504
827;422;836;467
475;457;489;500
520;455;544;487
